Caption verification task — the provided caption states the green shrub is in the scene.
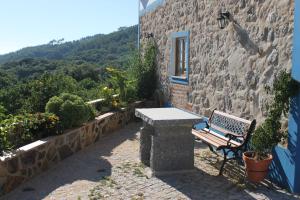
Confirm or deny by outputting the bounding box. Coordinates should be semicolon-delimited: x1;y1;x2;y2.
251;71;300;160
46;93;95;129
0;113;61;154
22;73;79;113
0;105;8;121
129;41;157;99
98;86;124;112
105;67;137;103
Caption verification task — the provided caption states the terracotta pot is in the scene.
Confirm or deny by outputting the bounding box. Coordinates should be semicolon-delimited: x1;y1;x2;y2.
243;151;273;183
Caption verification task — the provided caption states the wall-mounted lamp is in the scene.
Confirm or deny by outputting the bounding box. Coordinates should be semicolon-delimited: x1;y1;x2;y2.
144;32;154;39
217;11;231;29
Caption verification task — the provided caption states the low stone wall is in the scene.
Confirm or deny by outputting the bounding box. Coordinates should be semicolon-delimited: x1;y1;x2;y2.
0;101;145;194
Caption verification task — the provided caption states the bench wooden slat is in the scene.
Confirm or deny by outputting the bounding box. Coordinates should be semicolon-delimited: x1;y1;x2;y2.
209;124;245;142
192;129;225;147
198;130;227;145
203;128;242;146
192;129;239;148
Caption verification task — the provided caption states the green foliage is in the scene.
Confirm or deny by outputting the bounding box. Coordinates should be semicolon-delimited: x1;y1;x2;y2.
0;113;61;154
251;71;300;159
0;26;143;154
0;72;105;114
1;58;61;80
0;73;80;114
0;25;138;68
64;63;101;82
24;73;79;113
98;86;123;111
105;67;137;102
0;105;8;121
106;67;127;101
46;93;95;129
0;84;28;114
79;78;98;90
129;41;157;99
0;26;140;116
0;70;16;88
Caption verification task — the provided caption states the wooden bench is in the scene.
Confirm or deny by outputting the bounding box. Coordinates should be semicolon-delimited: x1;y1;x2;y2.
192;109;256;175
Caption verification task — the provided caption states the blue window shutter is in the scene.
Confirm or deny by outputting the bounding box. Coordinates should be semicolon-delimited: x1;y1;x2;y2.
169;37;176;76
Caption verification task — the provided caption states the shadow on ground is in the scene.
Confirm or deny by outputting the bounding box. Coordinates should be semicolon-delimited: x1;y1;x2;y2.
1;123;141;200
4;122;299;200
157;142;299;200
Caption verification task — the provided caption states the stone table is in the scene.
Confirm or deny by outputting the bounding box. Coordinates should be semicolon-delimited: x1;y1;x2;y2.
135;108;203;176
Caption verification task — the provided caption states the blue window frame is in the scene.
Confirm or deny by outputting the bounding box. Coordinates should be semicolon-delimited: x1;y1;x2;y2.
293;0;300;82
169;31;190;85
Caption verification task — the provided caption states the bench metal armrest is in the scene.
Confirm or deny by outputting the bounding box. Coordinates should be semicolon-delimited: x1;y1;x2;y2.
205;121;210;129
225;133;244;146
224;132;243;139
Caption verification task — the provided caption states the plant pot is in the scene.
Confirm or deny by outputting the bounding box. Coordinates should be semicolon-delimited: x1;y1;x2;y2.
242;151;273;183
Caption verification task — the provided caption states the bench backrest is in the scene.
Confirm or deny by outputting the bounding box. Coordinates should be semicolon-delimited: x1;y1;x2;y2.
208;110;256;146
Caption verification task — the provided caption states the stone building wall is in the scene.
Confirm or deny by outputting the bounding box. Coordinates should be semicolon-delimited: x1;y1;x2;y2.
140;0;294;121
0;101;145;194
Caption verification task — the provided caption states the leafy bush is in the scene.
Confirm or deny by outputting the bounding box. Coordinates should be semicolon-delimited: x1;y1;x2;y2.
98;86;123;112
23;73;79;113
105;67;137;103
0;73;80;114
129;41;157;99
251;71;300;159
46;93;95;129
0;105;8;121
0;113;61;154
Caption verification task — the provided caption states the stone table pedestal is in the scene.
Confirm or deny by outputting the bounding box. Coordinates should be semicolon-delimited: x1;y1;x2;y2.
135;108;203;176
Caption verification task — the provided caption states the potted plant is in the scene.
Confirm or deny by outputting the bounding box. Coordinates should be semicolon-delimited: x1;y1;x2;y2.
243;71;299;183
243;117;280;182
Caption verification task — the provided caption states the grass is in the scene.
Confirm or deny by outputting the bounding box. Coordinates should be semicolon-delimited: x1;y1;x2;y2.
101;176;117;188
131;192;145;200
88;176;117;200
88;162;148;199
117;162;147;177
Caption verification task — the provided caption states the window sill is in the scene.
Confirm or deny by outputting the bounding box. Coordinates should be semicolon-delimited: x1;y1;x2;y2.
170;76;189;85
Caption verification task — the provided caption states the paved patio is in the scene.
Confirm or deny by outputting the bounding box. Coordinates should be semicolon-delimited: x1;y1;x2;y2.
1;122;299;200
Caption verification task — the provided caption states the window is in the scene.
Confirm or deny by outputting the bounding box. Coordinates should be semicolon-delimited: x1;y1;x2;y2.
169;31;189;84
175;37;186;77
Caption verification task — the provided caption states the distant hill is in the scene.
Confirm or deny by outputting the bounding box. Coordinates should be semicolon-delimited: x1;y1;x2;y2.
0;25;138;67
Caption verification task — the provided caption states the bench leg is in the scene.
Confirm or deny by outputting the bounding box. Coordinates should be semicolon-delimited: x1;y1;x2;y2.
234;150;243;165
219;149;227;175
208;144;214;152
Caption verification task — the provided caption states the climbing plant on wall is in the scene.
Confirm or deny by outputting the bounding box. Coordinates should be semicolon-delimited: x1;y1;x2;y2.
251;70;300;159
129;40;158;99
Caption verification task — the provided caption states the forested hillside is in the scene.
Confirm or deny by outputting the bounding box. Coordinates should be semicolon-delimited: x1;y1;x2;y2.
0;25;140;115
0;25;138;67
0;24;157;154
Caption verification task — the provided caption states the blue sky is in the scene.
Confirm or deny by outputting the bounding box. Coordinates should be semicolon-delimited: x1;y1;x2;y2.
0;0;138;55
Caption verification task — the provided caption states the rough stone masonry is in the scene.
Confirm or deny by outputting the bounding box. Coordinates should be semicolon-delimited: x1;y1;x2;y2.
140;0;294;122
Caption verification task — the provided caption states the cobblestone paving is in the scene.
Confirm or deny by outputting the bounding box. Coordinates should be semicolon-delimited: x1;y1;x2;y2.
2;123;299;200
